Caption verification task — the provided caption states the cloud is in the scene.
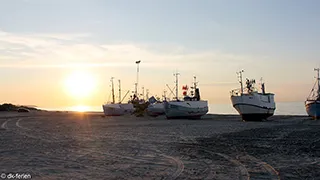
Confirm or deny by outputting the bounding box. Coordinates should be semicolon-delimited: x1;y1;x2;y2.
0;30;89;47
0;30;258;70
0;30;308;103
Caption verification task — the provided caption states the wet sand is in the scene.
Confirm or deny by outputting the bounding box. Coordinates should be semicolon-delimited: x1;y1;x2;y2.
0;111;319;179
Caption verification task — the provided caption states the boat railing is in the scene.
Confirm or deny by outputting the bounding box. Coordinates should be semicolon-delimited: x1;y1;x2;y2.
231;88;260;96
230;88;242;96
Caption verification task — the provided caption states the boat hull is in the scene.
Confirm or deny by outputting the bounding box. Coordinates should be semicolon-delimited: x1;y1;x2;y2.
233;104;275;121
102;104;125;116
147;103;165;117
119;103;134;114
305;100;320;119
231;93;276;121
164;101;208;119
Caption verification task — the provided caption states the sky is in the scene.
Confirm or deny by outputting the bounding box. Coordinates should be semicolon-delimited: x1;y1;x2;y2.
1;0;320;109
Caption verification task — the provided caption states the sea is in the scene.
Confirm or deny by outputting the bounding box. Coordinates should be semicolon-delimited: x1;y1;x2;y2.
43;102;307;116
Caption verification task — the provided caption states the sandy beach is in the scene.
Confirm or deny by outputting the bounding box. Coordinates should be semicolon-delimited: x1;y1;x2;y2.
0;111;319;180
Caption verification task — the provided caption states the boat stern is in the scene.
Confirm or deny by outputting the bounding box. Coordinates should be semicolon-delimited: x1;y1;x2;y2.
102;104;125;116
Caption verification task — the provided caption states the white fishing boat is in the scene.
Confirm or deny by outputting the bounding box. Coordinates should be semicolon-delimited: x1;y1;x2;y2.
102;77;125;116
102;78;134;116
146;96;165;117
117;79;135;113
120;103;134;114
164;74;208;119
230;70;276;121
102;103;125;116
103;60;145;116
305;68;320;119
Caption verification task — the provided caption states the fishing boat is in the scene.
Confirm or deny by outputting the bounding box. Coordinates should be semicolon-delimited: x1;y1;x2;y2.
230;70;276;121
146;93;166;117
305;68;320;119
103;60;145;116
164;74;208;119
118;79;134;114
102;77;125;116
102;78;134;116
120;103;134;114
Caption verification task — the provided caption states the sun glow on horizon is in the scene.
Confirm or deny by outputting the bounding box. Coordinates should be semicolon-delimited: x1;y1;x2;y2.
64;70;97;99
70;105;91;112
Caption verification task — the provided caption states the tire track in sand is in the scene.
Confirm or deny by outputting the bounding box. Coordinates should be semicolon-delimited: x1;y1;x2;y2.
180;143;249;180
12;117;73;143
14;117;184;180
76;143;185;179
80;128;185;179
1;118;15;129
7;118;125;179
179;130;281;180
178;133;248;180
237;154;280;180
8;117;59;143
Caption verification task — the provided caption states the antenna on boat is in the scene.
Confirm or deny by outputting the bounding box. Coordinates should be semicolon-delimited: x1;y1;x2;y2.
146;89;149;99
315;68;320;94
189;76;198;96
174;72;180;100
111;77;115;104
260;77;265;94
135;60;141;98
315;68;320;80
193;76;198;90
118;79;121;104
236;70;244;94
141;86;145;100
163;89;167;101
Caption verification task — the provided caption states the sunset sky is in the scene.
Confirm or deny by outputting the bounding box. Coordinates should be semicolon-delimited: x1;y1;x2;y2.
1;0;320;109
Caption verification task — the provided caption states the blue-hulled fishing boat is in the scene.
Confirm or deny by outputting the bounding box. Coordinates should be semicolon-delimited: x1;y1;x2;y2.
305;68;320;119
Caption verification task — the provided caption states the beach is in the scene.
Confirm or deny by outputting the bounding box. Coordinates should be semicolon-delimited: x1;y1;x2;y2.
0;111;319;180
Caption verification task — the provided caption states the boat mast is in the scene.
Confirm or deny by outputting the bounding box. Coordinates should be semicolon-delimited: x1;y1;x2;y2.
142;86;145;100
135;60;141;98
111;77;115;104
146;89;149;99
163;89;167;101
118;79;121;103
260;77;265;94
193;76;198;89
174;72;180;100
237;70;244;94
315;68;320;97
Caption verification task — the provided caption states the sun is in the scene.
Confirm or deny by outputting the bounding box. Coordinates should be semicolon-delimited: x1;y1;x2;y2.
64;70;97;98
